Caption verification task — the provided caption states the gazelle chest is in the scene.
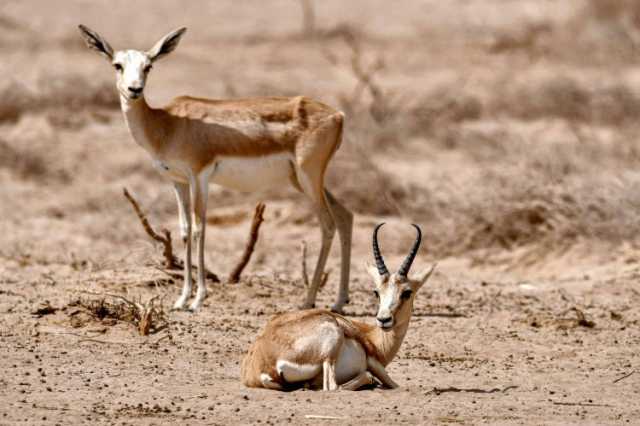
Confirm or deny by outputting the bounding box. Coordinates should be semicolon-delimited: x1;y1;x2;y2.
151;158;189;183
209;152;294;193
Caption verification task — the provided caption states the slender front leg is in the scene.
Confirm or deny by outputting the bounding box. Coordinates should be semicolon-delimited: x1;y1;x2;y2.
173;182;191;244
189;173;209;311
366;357;399;389
339;371;375;391
322;359;338;391
173;182;192;310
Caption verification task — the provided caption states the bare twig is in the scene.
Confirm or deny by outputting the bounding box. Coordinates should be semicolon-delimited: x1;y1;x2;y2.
123;187;220;282
429;386;517;395
551;401;613;407
613;370;636;384
123;188;178;269
77;338;130;345
301;241;310;287
305;415;346;420
228;203;266;284
300;240;331;289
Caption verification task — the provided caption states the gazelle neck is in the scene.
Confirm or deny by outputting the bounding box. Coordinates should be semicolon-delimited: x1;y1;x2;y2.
120;94;165;154
368;302;414;366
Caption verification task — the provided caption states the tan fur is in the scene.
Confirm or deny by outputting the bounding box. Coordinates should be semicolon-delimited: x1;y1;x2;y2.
241;302;415;389
78;24;353;312
129;95;340;173
242;256;436;391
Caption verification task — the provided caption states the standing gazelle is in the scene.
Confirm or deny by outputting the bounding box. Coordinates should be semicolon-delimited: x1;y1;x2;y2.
241;224;436;391
77;25;353;312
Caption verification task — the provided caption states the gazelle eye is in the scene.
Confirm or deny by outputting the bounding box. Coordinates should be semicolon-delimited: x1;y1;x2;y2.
113;63;123;72
373;290;379;299
401;290;413;300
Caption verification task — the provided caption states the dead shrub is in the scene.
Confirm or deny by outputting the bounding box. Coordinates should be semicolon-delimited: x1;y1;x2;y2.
490;77;640;125
69;294;167;336
0;137;70;182
409;86;483;138
0;74;118;127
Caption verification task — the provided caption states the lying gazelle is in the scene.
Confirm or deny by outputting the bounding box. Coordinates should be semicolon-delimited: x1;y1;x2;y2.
241;224;435;390
77;26;353;312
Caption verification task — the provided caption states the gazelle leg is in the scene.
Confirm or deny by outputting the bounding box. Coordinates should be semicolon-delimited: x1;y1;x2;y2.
173;182;193;310
322;359;338;391
367;357;399;389
173;182;191;243
325;190;353;313
294;112;344;310
339;371;375;391
304;197;336;309
189;173;209;311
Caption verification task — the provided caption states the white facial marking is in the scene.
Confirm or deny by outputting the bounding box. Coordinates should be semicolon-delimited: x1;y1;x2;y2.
276;360;322;383
112;50;152;100
375;274;413;329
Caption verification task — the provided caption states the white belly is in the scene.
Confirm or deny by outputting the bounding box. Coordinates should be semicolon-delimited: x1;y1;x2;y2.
335;338;367;384
275;338;367;385
210;153;293;192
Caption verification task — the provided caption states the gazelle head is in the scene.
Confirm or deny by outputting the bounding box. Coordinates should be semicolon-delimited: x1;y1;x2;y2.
78;25;187;101
366;223;436;331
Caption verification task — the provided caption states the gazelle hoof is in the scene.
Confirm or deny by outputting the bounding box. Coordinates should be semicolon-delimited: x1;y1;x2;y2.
172;297;189;311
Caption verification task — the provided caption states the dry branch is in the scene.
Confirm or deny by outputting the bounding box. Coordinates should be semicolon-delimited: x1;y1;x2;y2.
300;240;331;290
301;241;310;288
551;401;613;407
228;202;266;283
323;32;389;122
123;187;220;282
429;386;518;395
123;188;178;269
613;370;636;384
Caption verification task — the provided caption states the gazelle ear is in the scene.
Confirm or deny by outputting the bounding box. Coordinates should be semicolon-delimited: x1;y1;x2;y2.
147;27;187;62
416;263;437;288
78;25;114;60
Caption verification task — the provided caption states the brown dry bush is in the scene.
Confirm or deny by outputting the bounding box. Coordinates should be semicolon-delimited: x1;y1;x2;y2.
0;74;118;127
491;77;640;125
0;137;71;182
69;295;167;336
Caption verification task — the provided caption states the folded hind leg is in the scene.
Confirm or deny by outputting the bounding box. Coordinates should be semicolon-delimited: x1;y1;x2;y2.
260;373;283;390
340;371;375;391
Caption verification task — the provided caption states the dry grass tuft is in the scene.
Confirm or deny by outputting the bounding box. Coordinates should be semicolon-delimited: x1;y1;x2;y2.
69;293;167;336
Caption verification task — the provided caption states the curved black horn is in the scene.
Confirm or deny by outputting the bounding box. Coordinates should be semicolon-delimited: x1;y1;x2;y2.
372;223;389;277
397;224;422;277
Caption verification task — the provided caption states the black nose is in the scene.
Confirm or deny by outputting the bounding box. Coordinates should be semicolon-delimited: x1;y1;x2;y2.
377;316;392;324
128;86;143;94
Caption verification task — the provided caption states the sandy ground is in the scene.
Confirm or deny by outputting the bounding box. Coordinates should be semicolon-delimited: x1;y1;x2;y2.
1;1;640;424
